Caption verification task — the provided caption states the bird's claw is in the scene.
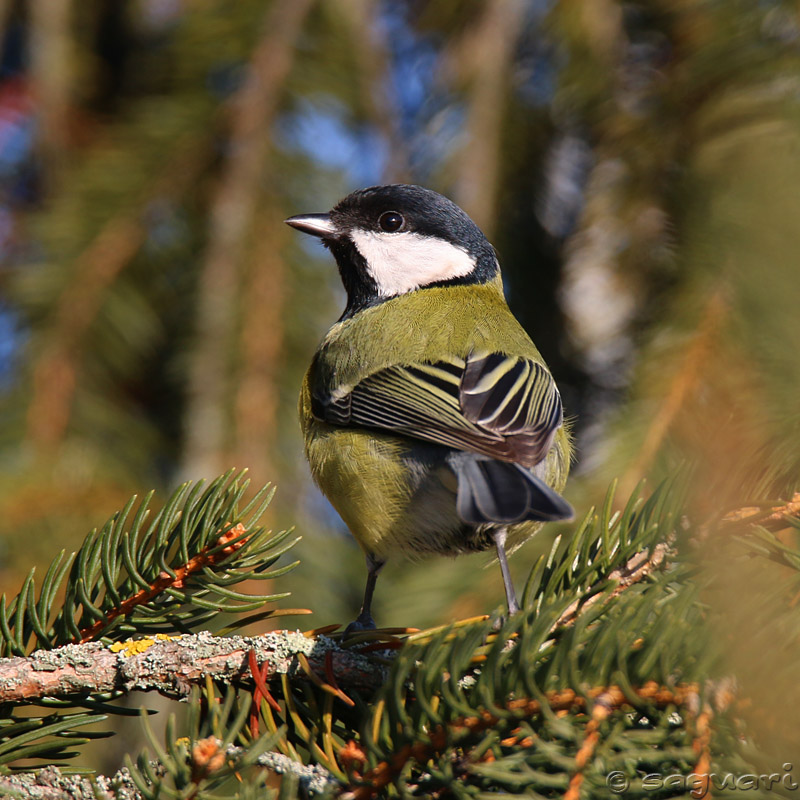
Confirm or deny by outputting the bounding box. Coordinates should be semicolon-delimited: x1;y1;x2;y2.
343;612;376;639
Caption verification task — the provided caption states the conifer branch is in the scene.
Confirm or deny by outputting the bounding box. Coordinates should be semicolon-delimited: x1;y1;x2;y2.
547;489;800;642
549;540;671;633
0;748;340;799
0;631;383;704
341;683;700;800
0;764;143;800
0;474;790;794
0;472;296;658
695;490;800;543
718;491;800;531
76;523;251;643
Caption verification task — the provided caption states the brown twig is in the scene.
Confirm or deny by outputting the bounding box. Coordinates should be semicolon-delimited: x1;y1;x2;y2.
719;492;800;531
564;689;616;800
77;524;250;643
549;541;671;635
696;491;800;543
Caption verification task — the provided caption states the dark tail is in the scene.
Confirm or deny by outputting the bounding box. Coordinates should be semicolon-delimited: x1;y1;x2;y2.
451;455;573;525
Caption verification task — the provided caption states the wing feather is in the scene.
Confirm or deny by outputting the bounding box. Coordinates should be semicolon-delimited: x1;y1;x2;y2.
313;351;563;468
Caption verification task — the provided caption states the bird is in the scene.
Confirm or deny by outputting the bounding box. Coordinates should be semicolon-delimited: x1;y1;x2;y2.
286;184;572;632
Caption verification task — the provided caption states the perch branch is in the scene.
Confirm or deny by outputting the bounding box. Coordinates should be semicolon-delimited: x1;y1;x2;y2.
0;765;143;800
0;631;383;704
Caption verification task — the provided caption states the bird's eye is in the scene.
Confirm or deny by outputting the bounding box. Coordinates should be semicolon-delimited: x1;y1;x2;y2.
378;211;404;232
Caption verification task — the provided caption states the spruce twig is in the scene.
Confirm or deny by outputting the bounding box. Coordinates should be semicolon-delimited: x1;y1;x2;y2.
342;684;701;800
76;523;252;643
0;471;297;657
0;631;382;703
548;540;671;634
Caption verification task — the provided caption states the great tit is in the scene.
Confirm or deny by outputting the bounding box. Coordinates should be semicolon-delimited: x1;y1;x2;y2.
286;184;572;631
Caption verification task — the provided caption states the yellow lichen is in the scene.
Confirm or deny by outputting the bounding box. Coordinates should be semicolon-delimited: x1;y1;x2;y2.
109;633;176;656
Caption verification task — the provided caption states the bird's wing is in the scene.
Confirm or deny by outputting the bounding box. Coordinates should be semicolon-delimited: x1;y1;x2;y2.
312;351;563;468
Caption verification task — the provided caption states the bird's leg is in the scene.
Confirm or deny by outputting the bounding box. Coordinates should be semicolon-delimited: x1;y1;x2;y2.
494;527;520;616
359;553;384;624
344;553;386;636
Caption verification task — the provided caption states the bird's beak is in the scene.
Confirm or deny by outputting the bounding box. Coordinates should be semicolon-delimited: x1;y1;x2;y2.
284;213;336;239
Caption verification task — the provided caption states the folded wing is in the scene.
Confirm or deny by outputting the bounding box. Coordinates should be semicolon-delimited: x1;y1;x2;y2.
312;351;563;470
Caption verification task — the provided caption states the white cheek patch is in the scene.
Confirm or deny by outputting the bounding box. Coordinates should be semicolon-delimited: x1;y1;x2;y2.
350;229;476;297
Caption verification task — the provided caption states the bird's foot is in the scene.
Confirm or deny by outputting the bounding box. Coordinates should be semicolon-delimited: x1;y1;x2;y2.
491;601;521;632
343;611;376;639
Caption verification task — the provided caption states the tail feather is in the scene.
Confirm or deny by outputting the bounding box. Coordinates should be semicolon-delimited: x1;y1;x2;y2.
451;455;573;525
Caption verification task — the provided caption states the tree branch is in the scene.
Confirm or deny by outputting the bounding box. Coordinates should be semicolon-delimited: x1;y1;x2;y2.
0;765;143;800
0;631;383;704
552;490;800;636
0;749;340;800
340;682;700;800
718;491;800;531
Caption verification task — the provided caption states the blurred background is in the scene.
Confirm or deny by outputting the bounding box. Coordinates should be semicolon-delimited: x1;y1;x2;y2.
1;0;799;633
